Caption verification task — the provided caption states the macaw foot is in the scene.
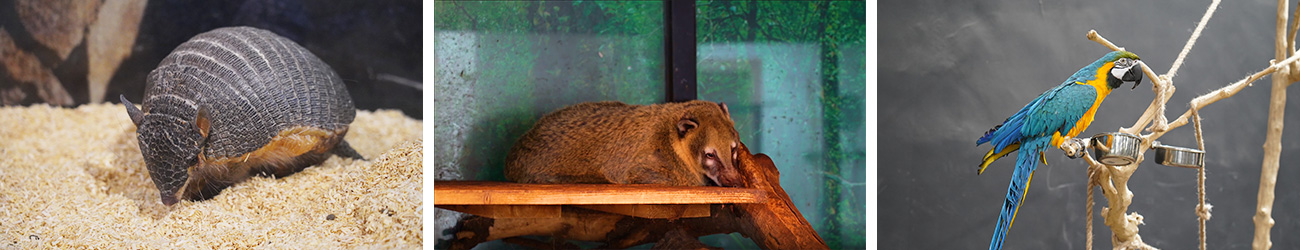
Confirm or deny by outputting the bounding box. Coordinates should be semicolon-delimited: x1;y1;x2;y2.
1060;137;1090;159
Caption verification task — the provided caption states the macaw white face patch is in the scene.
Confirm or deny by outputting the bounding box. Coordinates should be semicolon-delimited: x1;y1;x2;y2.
1111;58;1136;79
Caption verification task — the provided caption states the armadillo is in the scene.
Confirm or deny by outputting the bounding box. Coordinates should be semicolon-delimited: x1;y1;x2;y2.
120;26;364;205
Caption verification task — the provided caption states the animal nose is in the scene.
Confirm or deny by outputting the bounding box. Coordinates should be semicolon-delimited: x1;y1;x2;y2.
161;193;179;206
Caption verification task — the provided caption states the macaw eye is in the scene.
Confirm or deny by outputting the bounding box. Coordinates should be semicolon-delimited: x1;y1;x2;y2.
1116;58;1139;68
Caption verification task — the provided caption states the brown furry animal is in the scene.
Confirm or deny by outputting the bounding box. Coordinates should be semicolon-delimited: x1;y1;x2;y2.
505;100;743;186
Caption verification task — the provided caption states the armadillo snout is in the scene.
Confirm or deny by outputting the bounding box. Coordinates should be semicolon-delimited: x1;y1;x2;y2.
136;117;202;205
160;193;179;206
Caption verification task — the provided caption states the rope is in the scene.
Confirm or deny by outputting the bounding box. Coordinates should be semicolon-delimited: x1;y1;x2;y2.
1086;177;1095;250
1166;0;1221;79
1193;110;1210;250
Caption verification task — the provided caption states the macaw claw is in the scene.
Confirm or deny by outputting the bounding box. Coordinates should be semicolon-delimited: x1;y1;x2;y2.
1061;137;1089;159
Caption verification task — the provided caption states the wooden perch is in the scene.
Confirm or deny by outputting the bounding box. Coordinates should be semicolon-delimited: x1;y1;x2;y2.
1253;2;1293;249
435;181;768;205
437;143;827;249
1074;1;1234;249
435;182;762;220
1078;0;1300;249
724;143;830;249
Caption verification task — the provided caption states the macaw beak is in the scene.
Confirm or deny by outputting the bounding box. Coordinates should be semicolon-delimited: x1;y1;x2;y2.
1124;62;1144;90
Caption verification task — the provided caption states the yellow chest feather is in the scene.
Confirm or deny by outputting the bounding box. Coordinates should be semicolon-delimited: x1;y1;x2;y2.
1051;62;1115;147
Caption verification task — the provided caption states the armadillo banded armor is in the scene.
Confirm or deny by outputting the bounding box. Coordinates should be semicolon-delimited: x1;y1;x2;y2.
124;26;362;205
147;27;354;159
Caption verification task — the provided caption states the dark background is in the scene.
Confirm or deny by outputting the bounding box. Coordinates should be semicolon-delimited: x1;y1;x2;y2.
881;0;1300;249
0;0;422;118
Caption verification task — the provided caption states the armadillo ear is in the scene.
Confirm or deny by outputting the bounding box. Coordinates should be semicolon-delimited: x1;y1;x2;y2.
677;114;698;138
120;95;143;126
195;107;211;141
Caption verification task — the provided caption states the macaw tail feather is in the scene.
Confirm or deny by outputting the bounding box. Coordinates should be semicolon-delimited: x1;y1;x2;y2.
988;137;1049;250
979;143;1019;175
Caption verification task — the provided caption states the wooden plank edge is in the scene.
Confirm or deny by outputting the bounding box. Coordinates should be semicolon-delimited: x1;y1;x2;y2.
433;188;768;205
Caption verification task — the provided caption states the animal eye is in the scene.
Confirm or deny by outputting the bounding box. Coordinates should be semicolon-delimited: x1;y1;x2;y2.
1116;58;1132;66
706;152;717;158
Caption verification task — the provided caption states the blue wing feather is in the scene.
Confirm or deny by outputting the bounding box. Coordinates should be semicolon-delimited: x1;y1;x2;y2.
977;82;1095;152
1023;83;1096;139
975;90;1044;150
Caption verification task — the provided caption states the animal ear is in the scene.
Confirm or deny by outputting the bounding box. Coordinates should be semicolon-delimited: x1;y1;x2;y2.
677;114;698;138
718;102;734;122
195;107;211;141
120;95;143;126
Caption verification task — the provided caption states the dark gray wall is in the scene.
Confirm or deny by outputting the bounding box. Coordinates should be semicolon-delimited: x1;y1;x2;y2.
881;0;1300;249
111;0;422;118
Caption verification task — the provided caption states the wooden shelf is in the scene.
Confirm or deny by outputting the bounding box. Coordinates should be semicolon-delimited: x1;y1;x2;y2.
439;147;828;249
433;181;768;205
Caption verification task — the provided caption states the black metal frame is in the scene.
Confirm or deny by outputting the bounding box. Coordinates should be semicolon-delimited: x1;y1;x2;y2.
664;0;697;102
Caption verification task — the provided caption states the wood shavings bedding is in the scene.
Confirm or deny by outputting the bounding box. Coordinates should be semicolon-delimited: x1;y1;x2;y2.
0;103;422;249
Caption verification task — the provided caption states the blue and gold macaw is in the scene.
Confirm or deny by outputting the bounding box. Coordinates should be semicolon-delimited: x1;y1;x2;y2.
976;50;1143;250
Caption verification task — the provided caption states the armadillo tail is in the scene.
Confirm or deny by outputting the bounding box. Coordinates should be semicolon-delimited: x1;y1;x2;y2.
332;140;365;160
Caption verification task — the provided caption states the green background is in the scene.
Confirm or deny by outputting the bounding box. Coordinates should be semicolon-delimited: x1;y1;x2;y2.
435;1;865;249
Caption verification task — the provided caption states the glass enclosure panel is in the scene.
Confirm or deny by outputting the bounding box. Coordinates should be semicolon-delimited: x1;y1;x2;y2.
435;1;864;249
435;1;664;180
696;1;867;249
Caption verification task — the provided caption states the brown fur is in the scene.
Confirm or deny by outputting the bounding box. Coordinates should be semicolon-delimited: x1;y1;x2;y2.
505;100;743;186
176;126;346;201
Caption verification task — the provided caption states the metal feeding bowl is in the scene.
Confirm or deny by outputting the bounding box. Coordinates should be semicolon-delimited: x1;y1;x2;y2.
1153;142;1205;168
1091;132;1144;166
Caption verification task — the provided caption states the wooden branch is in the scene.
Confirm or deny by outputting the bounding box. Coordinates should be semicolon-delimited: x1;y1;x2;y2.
1085;21;1300;250
1288;1;1300;79
1101;159;1143;245
1254;1;1292;248
725;143;829;249
443;145;826;250
1081;1;1300;250
1158;53;1300;135
1252;78;1286;250
1086;30;1124;52
1079;1;1222;248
